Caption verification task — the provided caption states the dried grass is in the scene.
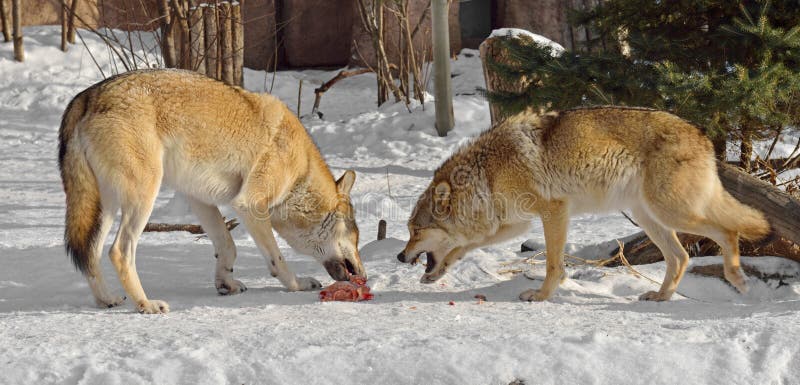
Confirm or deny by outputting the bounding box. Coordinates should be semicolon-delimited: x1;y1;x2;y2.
499;240;661;285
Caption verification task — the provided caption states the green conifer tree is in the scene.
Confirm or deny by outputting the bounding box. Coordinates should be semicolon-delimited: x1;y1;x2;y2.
485;1;800;165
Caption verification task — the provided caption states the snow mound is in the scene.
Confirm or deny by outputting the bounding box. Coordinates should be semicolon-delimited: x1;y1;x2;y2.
488;28;565;55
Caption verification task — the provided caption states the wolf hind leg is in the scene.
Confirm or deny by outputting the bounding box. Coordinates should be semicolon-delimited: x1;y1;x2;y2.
644;193;748;294
632;206;689;302
107;169;169;314
85;200;126;308
187;197;246;295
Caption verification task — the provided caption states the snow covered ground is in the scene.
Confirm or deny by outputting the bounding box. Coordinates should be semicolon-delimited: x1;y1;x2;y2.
1;26;799;385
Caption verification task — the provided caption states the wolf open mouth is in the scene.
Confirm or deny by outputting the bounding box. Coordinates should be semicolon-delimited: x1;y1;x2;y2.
324;260;356;281
344;259;357;276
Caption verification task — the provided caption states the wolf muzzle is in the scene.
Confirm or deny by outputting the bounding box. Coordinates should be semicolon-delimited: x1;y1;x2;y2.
323;259;361;281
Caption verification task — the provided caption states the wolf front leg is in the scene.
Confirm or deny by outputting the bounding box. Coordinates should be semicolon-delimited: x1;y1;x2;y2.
188;197;247;295
232;198;321;292
520;200;568;302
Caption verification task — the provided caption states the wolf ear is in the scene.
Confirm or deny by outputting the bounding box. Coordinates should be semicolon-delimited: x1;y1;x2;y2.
336;170;356;195
432;181;451;216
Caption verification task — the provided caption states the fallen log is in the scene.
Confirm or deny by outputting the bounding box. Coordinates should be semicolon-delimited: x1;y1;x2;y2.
144;218;239;235
606;232;800;266
688;263;796;284
717;162;800;247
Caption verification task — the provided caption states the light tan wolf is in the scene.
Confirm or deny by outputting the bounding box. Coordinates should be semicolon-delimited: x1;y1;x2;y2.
398;107;771;302
59;69;365;314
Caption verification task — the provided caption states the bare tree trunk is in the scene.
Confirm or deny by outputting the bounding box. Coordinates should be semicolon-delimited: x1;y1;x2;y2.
189;5;205;73
67;0;79;43
173;0;191;70
11;0;22;62
231;1;243;86
0;0;10;43
712;134;727;161
740;127;754;172
219;1;234;85
203;3;218;79
356;0;402;106
374;0;387;105
61;1;68;51
432;0;454;136
157;0;177;68
402;0;425;104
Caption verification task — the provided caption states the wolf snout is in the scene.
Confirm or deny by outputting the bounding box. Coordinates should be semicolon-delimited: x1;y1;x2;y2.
397;251;422;264
323;260;350;281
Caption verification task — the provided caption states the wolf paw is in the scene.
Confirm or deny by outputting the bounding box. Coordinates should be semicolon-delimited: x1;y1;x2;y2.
638;291;671;302
724;268;749;294
137;300;170;314
216;279;247;295
519;289;551;302
96;295;126;309
295;277;322;291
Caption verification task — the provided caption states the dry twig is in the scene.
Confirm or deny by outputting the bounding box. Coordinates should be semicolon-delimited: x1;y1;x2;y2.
144;218;239;235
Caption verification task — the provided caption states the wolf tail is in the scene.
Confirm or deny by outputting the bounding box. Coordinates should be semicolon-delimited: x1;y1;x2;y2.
58;92;101;275
710;190;772;241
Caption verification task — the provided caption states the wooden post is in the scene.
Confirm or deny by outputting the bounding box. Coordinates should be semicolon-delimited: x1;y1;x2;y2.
296;79;302;116
231;1;243;86
11;0;22;62
189;5;205;73
202;3;218;79
377;220;387;241
0;0;9;43
67;0;79;44
61;1;68;51
431;0;453;136
157;0;177;68
218;1;234;85
175;0;191;70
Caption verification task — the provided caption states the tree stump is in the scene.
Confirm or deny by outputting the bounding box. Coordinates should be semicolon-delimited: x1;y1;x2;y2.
479;35;532;126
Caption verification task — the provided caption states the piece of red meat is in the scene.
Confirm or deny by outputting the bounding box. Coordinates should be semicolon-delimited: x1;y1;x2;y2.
319;275;373;302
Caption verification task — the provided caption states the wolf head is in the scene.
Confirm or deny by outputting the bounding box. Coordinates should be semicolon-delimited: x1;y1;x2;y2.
317;170;365;281
276;170;366;281
398;180;468;283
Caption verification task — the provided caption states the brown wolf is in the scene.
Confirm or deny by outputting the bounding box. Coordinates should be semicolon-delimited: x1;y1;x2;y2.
59;69;365;314
398;107;770;302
